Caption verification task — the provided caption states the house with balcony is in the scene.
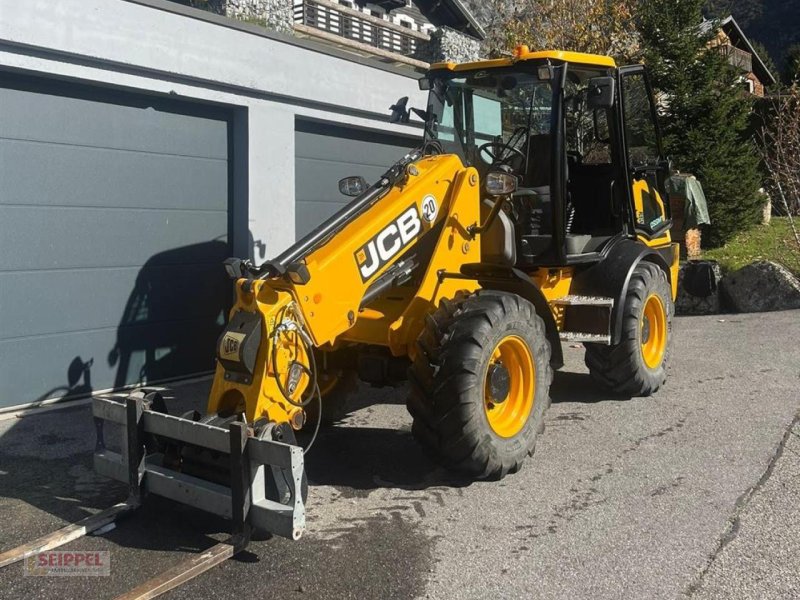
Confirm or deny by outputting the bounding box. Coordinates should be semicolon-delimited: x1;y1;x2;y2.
293;0;484;67
704;15;776;97
177;0;485;67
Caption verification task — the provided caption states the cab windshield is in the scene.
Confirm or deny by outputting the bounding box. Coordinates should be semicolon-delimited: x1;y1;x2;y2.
424;66;555;184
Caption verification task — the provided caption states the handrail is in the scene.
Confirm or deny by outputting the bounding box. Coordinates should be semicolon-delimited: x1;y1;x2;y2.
294;0;429;59
293;24;430;69
299;0;430;41
716;43;753;73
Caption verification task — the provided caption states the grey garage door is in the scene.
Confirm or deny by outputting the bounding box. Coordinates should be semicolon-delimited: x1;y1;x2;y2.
0;75;232;409
294;119;416;238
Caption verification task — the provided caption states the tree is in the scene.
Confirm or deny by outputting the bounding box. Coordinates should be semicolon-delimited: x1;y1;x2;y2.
784;44;800;85
750;40;779;91
479;0;640;63
638;0;763;246
758;85;800;242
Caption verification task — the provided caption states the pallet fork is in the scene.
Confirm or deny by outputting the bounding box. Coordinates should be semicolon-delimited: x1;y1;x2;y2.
0;390;305;598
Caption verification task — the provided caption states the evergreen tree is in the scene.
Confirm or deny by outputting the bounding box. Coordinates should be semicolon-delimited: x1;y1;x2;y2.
749;40;778;92
637;0;764;246
784;44;800;84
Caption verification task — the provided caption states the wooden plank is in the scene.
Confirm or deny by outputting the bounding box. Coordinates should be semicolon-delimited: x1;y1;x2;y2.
0;502;136;569
114;540;241;600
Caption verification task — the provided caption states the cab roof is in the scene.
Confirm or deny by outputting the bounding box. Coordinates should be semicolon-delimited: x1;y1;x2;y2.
429;46;617;72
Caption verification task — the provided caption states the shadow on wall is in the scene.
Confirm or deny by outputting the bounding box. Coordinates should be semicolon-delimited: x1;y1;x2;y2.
31;356;95;406
106;240;230;391
10;240;231;412
0;241;235;553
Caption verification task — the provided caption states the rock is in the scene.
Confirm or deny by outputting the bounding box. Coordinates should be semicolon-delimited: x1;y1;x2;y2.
676;260;722;315
720;260;800;313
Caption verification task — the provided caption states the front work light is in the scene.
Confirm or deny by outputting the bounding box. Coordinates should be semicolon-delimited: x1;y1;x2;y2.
339;176;368;197
485;171;518;196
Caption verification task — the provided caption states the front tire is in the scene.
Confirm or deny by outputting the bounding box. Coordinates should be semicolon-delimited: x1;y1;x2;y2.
585;262;673;396
408;291;553;480
303;368;357;429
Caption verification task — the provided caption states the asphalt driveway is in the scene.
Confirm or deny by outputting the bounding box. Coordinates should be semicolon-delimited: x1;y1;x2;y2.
1;310;798;599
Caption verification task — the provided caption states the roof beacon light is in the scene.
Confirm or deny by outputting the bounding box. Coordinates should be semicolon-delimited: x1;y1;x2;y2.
513;45;530;59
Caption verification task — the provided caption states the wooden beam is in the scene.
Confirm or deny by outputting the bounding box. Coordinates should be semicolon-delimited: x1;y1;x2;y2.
0;502;136;569
114;539;244;600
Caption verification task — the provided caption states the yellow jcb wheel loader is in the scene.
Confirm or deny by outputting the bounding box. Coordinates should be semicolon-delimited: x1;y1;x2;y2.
92;47;679;543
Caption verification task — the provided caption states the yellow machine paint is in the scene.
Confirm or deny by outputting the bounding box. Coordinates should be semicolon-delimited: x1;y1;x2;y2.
205;46;681;431
207;155;484;425
292;156;482;349
430;46;618;72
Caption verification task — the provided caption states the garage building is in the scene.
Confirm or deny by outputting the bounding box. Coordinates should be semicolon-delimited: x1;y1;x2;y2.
0;0;422;410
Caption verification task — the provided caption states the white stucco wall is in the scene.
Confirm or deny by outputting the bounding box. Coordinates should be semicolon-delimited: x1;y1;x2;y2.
0;0;427;255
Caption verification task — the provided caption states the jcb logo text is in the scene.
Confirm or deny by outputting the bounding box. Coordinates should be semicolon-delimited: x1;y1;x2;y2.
355;205;421;282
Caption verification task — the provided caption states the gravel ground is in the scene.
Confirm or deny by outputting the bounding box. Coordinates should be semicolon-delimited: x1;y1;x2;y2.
0;310;798;600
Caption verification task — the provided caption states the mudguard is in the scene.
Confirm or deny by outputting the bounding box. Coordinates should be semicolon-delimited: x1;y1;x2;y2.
459;264;564;369
570;238;672;344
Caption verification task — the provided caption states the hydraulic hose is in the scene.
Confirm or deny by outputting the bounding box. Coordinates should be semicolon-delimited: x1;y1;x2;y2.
268;305;323;454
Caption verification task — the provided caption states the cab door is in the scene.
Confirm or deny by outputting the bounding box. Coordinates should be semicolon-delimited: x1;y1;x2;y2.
618;66;672;245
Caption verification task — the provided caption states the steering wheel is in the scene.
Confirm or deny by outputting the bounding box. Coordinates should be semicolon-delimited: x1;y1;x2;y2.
478;127;528;166
478;141;525;166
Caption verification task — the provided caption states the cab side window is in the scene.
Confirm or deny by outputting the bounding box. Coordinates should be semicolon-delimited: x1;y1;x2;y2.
564;75;612;166
621;73;659;167
621;71;667;234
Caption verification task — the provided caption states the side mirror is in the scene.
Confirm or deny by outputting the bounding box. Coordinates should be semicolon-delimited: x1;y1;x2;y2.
389;96;410;123
411;107;430;122
339;176;367;197
587;76;616;110
418;77;431;91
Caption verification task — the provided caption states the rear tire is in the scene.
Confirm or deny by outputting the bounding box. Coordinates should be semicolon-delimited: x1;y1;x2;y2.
408;291;552;480
585;262;673;396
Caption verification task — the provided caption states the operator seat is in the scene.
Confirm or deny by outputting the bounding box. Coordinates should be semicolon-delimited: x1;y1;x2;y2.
513;134;553;262
520;134;551;190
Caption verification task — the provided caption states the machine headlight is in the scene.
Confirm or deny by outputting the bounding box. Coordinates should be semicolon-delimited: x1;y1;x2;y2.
485;171;518;196
338;176;368;197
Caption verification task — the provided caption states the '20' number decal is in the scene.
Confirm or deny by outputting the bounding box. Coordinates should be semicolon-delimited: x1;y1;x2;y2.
421;195;438;223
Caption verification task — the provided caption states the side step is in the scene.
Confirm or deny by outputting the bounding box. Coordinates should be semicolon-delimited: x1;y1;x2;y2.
551;295;614;307
551;295;615;345
559;331;612;344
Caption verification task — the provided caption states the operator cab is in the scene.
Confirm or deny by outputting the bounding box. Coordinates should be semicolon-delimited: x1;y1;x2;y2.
418;51;671;268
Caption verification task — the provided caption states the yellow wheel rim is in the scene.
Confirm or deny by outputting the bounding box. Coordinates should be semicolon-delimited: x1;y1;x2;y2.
641;294;667;369
483;335;536;438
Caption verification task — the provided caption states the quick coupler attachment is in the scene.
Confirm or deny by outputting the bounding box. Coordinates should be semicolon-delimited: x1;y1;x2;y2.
92;390;306;541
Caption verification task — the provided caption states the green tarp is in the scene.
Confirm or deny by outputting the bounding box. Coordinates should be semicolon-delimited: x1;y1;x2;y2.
666;173;711;228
